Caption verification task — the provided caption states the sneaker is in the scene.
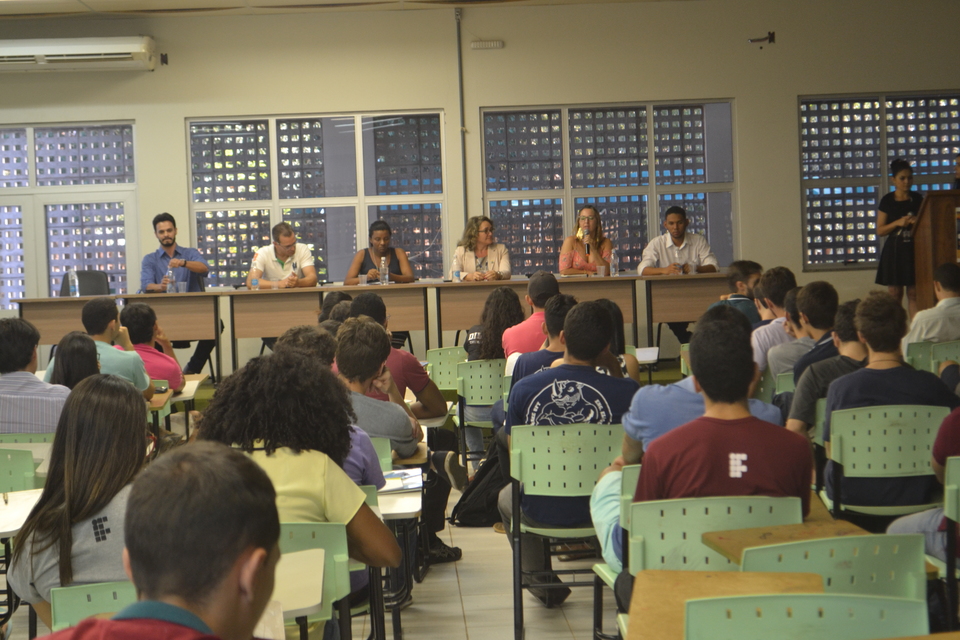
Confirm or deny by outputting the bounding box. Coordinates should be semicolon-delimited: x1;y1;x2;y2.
426;535;462;564
528;574;571;608
493;522;506;534
433;451;468;493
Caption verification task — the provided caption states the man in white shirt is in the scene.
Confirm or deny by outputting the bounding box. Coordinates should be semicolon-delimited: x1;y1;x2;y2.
901;262;960;350
637;206;718;343
751;267;798;373
245;222;318;290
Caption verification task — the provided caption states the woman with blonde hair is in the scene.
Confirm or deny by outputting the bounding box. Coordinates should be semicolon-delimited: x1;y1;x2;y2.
559;205;612;276
451;215;512;281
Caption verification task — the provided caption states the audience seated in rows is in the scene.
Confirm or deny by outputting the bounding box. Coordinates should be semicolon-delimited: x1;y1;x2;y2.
708;260;763;325
0;318;70;434
750;267;798;372
766;288;812;377
9;375;147;630
497;301;639;608
823;291;960;513
901;262;960;350
792;280;840;382
46;297;152;401
44;442;282;640
120;302;185;393
47;332;100;390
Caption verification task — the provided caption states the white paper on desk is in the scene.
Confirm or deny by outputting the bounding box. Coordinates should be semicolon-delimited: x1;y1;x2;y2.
253;600;285;640
381;469;423;492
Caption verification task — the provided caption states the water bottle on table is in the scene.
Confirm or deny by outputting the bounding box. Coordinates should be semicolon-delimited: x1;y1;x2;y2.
165;269;176;293
610;249;619;276
379;257;389;285
67;270;79;297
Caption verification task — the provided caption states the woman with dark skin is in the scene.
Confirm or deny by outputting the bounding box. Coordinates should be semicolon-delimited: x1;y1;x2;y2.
344;220;414;285
875;159;923;317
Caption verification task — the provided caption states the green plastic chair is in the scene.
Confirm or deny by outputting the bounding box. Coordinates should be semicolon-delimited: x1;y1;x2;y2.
49;581;137;631
812;398;827;447
592;463;641;639
0;448;36;493
278;522;353;633
752;367;776;404
456;358;505;466
741;534;926;600
931;340;960;374
683;593;928;640
825;404;949;518
509;423;623;640
502;375;512;412
0;433;55;444
775;371;795;394
905;341;934;372
370;437;393;474
941;456;960;627
426;346;467;394
627;496;803;575
680;343;691;376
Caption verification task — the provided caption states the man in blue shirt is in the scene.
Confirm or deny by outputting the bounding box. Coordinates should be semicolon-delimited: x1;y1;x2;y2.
140;213;214;375
497;301;639;608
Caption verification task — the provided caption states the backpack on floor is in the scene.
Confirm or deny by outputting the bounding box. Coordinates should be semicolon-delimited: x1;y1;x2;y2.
449;437;509;527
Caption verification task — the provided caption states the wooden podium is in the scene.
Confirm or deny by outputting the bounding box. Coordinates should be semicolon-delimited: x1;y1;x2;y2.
913;190;960;311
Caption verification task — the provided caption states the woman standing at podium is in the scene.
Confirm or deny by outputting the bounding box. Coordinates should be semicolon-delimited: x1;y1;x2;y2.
875;158;923;317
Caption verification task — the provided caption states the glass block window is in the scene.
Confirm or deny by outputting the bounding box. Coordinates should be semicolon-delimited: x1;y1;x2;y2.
804;186;878;265
0;205;24;310
46;202;126;296
800;100;881;180
574;195;647;272
886;96;960;175
363;115;443;196
489;198;564;273
0;129;29;188
190;121;271;203
277;117;358;199
653;106;706;185
371;203;444;279
195;209;271;287
34;125;134;186
484;110;563;191
282;206;355;283
569;108;648;188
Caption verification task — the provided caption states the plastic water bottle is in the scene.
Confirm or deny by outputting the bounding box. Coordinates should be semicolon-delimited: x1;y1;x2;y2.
610;249;619;276
165;268;176;293
67;270;79;297
450;254;462;282
379;257;389;286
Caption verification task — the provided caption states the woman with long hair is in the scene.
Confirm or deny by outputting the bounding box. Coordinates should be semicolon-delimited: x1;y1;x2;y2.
559;205;613;276
594;299;641;383
344;220;415;285
451;216;512;281
47;331;99;390
9;375;147;629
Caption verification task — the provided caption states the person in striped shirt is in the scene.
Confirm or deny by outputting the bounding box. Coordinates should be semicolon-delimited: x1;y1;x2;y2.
0;318;70;434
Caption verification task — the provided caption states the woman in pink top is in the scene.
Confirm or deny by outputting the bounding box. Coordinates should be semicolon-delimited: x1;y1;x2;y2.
559;205;613;276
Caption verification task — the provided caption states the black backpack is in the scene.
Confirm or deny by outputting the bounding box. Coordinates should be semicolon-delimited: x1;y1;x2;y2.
449;437;510;527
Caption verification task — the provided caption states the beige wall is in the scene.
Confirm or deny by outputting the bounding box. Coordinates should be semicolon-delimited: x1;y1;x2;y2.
1;0;958;309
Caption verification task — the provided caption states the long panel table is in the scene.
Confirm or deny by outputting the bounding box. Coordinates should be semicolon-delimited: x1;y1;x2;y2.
643;272;728;346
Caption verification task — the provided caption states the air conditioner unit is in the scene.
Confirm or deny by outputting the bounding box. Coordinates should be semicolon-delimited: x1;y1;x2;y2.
0;36;156;72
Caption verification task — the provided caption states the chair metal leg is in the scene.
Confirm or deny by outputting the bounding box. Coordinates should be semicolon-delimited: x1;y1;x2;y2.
337;598;352;640
367;566;386;640
297;616;308;640
512;480;524;640
947;518;958;630
28;604;36;639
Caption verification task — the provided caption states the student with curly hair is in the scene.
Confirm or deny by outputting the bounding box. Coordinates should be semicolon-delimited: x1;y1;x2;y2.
463;286;526;362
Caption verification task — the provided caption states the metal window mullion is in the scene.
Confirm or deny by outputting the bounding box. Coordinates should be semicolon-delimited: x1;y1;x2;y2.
569;186;652;200
266;118;282;228
645;107;659;234
878;97;890;187
354;115;367;251
654;182;735;195
560;107;573;228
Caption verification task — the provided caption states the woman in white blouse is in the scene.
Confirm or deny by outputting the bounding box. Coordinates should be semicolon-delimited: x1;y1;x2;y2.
451;216;512;281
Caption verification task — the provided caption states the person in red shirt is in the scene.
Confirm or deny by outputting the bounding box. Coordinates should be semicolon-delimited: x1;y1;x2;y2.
501;271;560;358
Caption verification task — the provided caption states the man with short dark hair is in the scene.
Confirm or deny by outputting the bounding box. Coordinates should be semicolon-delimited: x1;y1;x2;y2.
275;325;337;368
901;262;960;349
120;302;185;392
0;318;70;434
245;222;317;290
766;288;814;377
751;266;798;372
46;297;152;400
45;442;280;640
140;213;215;376
792;281;840;382
502;271;560;358
347;292;447;419
497;301;639;607
708;260;763;324
823;292;959;512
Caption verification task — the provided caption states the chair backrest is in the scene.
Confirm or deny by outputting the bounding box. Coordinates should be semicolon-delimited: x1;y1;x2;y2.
741;534;926;600
752;367;775;404
829;405;949;479
944;456;960;523
509;423;623;497
457;359;506;406
680;343;691;376
278;522;352;622
683;593;928;640
0;448;37;492
359;485;379;508
58;270;110;297
426;347;467;391
905;341;934;372
370;437;393;474
812;398;827;447
50;581;137;631
627;496;802;575
775;372;795;394
932;340;960;373
619;464;642;532
0;433;55;444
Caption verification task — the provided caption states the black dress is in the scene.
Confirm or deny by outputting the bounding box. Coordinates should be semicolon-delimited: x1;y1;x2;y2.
875;191;923;286
359;247;404;277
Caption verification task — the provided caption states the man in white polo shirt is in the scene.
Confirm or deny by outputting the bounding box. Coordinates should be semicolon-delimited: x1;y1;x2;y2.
245;222;318;290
